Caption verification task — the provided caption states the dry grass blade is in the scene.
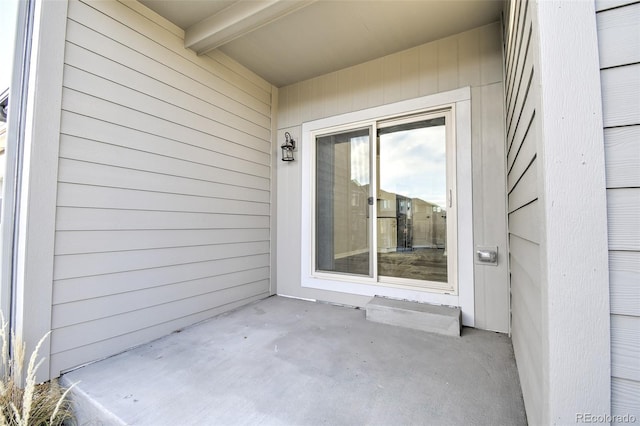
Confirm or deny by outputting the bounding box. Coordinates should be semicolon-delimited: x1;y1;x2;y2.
50;381;77;423
20;332;50;425
0;312;74;425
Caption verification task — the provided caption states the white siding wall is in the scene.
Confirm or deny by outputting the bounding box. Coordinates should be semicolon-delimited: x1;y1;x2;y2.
277;22;510;333
506;0;613;421
503;2;542;422
50;0;274;377
596;0;640;416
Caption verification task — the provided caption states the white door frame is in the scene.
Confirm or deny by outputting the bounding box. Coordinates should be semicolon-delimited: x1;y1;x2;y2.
300;87;475;326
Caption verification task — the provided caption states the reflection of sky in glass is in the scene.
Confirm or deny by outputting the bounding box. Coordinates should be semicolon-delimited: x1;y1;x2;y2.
380;126;446;208
350;135;370;185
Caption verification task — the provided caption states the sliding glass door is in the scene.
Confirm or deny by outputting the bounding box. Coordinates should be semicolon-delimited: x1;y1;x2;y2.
313;110;456;292
315;127;372;277
377;116;449;284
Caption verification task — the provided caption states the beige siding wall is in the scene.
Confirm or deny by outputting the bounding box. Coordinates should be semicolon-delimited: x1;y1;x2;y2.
50;0;273;376
277;22;510;333
596;0;640;416
503;1;542;423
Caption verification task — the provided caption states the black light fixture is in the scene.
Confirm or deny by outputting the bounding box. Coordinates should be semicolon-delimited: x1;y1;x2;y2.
281;132;296;162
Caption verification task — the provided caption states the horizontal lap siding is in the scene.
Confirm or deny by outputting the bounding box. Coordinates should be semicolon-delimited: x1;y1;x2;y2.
50;0;273;376
278;23;504;129
504;1;543;423
596;0;640;416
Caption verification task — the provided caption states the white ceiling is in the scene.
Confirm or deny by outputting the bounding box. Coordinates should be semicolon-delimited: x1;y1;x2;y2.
140;0;504;88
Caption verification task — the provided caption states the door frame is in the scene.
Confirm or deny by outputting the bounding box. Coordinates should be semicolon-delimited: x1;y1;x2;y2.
310;110;457;293
300;87;475;326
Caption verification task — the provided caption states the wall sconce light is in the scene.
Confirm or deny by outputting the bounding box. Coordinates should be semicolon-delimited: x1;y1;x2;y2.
281;132;296;162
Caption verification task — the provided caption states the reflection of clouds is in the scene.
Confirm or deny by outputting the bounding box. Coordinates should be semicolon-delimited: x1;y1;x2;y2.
380;127;447;208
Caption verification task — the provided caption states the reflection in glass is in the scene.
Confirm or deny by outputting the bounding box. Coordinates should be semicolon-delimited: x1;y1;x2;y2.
316;128;370;276
377;117;448;282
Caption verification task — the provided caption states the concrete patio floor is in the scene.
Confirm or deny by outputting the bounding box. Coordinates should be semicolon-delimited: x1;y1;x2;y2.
62;296;526;425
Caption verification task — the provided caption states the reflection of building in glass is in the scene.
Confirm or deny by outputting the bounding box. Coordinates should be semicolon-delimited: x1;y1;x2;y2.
376;189;446;254
316;130;372;274
334;178;369;259
412;198;446;250
323;135;446;263
377;189;397;253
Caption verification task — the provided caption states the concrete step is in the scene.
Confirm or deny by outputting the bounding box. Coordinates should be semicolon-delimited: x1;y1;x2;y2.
365;296;461;336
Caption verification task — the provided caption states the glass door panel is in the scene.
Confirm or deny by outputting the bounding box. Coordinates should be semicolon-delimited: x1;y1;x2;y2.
376;116;448;283
315;128;371;276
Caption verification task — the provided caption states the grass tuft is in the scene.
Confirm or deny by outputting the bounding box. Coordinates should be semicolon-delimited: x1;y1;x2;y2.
0;312;75;425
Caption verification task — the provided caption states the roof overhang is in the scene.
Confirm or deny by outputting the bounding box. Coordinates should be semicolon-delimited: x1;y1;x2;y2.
140;0;504;87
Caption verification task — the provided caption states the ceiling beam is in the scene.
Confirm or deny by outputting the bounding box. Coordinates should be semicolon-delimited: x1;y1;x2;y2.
185;0;315;55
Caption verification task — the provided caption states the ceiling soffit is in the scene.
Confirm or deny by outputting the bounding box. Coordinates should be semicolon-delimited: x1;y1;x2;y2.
140;0;503;87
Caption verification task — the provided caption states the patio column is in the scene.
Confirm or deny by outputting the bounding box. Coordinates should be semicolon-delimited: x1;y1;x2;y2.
533;0;611;422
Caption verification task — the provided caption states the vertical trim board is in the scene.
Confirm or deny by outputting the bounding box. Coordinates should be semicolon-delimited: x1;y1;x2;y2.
8;0;69;381
536;0;611;420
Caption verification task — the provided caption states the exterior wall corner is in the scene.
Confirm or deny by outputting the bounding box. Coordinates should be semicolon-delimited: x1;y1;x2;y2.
533;0;611;421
